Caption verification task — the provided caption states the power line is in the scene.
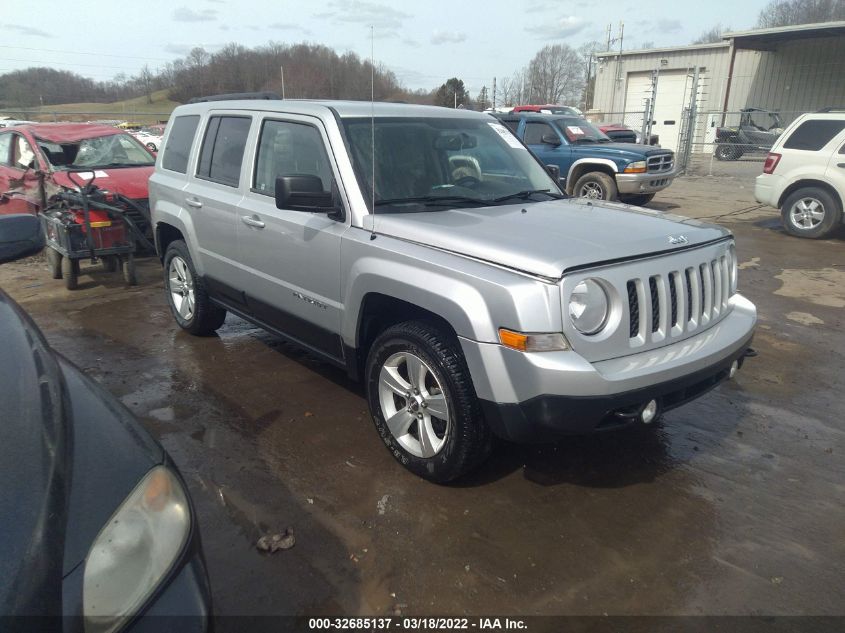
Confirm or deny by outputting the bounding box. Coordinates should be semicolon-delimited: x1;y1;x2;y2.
0;44;172;62
0;57;146;71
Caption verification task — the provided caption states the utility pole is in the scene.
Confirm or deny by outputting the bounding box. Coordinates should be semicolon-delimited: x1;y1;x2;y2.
492;76;497;110
607;21;625;114
280;66;286;99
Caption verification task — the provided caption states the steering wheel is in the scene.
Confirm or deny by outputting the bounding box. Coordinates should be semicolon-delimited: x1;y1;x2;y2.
453;176;481;189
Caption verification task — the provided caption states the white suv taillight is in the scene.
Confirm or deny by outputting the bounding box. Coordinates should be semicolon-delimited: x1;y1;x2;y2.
763;152;781;174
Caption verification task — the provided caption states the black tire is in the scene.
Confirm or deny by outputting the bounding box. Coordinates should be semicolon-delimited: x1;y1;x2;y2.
365;320;492;483
122;253;138;285
163;240;226;335
715;144;738;161
46;248;62;279
103;255;119;273
573;171;618;201
780;187;842;239
620;193;655;206
62;257;79;290
146;142;157;152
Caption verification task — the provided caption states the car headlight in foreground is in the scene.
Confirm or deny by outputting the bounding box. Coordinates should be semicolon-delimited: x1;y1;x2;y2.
84;466;190;633
569;278;609;335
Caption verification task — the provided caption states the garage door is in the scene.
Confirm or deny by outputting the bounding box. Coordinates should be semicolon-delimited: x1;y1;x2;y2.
625;70;691;152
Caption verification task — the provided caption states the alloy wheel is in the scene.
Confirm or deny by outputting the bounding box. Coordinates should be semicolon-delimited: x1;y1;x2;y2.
168;256;196;320
790;197;825;230
377;351;450;458
579;182;604;199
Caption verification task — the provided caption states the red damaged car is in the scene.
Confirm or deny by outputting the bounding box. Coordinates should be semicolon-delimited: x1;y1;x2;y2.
0;123;155;237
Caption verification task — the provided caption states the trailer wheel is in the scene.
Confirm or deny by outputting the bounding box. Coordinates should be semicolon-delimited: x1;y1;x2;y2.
122;253;138;286
103;255;119;273
62;257;79;290
46;248;63;279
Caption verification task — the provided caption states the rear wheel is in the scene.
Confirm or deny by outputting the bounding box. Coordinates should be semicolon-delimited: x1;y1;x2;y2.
103;255;119;273
715;144;740;161
573;171;617;201
620;193;655;206
46;248;62;279
62;257;79;290
365;321;492;483
781;187;841;239
164;240;226;335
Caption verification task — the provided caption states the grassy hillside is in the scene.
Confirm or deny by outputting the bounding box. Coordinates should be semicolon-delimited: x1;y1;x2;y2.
30;89;179;123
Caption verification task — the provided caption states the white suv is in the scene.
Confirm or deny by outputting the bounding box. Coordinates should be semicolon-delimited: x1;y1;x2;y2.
755;110;845;239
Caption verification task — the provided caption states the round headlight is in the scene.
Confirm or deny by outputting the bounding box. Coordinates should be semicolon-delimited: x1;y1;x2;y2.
569;278;609;335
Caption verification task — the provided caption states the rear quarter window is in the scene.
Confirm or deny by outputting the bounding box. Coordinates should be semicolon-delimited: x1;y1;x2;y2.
162;115;200;173
0;133;11;166
197;115;251;187
782;120;845;152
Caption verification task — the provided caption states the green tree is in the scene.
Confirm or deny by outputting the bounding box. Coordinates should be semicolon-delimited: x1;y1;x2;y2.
435;77;470;108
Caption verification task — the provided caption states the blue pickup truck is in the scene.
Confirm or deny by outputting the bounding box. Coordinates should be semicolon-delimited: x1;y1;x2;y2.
493;113;677;206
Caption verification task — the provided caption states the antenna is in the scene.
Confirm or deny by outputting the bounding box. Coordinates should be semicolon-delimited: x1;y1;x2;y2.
369;24;376;240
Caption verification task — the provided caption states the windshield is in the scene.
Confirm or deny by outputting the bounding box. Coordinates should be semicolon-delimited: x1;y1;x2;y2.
36;133;154;170
342;116;561;212
553;117;611;143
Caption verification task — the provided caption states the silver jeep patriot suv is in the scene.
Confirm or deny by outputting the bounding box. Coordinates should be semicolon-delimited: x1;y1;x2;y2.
149;96;756;483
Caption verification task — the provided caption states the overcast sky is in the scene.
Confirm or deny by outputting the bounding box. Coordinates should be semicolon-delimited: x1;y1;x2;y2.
2;0;767;94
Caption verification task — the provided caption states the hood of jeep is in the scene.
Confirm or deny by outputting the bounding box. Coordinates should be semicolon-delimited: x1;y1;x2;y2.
366;198;730;279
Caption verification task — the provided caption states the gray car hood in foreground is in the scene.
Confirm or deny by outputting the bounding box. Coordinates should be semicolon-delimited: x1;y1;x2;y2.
365;198;730;279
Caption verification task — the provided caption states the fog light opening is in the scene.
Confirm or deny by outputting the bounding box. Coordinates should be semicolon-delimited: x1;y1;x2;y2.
641;399;659;424
729;360;739;379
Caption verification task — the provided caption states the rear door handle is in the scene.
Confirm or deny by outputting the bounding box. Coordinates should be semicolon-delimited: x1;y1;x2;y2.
185;197;203;208
241;215;265;229
837;163;845;168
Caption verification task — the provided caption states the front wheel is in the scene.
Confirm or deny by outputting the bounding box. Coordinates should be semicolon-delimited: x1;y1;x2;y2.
620;193;655;206
715;144;740;161
46;248;62;279
122;253;137;286
163;240;226;335
62;256;79;290
573;171;618;201
781;187;842;239
365;321;492;483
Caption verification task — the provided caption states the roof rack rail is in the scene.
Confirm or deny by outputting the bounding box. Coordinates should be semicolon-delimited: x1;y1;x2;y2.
816;106;845;113
188;92;282;104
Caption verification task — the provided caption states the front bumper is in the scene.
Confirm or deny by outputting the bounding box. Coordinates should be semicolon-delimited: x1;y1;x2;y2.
460;294;756;441
616;169;677;195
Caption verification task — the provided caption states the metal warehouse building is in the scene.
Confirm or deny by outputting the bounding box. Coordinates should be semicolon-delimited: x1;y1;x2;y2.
590;21;845;153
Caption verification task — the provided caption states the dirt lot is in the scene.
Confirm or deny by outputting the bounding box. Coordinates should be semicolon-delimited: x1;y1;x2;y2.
2;172;843;621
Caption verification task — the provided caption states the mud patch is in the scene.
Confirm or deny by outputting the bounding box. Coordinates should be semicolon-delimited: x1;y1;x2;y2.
785;312;824;326
774;268;845;308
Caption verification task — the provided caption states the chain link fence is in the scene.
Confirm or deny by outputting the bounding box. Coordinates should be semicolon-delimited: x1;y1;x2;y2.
681;109;805;178
584;111;661;145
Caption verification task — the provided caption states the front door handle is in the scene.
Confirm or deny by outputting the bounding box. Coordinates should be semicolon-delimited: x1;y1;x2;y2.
837;163;845;168
241;215;265;229
185;197;203;208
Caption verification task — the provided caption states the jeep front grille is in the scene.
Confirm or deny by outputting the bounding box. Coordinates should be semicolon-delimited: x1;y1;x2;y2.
647;154;674;173
626;255;731;348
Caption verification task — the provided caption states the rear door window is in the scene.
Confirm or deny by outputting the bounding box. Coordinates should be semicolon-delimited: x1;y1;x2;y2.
197;115;252;187
783;120;845;152
12;135;36;170
162;115;200;173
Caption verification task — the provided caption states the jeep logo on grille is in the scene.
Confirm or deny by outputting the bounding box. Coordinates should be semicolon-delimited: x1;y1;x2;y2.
668;235;689;245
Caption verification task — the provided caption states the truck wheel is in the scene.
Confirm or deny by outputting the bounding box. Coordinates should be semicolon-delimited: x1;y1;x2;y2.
62;257;79;290
781;187;842;239
620;193;655;206
164;240;226;335
103;255;119;273
46;248;63;279
365;321;492;483
122;253;138;286
573;172;617;201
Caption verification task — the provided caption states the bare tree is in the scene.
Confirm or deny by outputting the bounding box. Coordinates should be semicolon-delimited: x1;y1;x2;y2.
139;64;154;104
757;0;845;27
525;44;584;105
692;24;728;44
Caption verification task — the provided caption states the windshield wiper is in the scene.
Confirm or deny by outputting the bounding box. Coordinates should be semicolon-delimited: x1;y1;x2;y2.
490;190;565;204
375;195;486;207
573;137;598;144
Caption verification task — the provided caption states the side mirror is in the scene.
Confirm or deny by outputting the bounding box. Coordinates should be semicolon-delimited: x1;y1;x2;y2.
541;134;562;146
275;175;335;212
0;214;44;264
546;164;561;182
